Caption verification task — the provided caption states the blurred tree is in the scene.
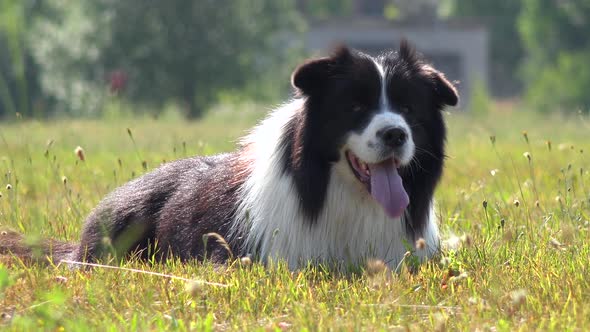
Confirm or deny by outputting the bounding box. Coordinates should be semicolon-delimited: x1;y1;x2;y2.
30;1;111;117
0;0;42;118
386;0;439;21
519;0;590;112
441;0;524;97
298;0;354;19
31;0;304;118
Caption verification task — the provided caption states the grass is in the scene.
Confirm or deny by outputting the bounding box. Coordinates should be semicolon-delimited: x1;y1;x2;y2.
0;103;589;330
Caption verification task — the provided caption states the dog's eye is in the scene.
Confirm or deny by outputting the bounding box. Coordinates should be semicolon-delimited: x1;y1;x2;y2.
352;104;363;112
399;104;412;114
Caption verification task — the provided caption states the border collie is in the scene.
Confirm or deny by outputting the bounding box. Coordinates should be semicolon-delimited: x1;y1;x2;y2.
0;40;458;270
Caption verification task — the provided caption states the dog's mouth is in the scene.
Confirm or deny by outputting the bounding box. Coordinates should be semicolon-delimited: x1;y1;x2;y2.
345;150;409;218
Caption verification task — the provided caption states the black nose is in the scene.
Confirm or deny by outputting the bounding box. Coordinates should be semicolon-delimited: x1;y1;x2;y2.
377;127;407;148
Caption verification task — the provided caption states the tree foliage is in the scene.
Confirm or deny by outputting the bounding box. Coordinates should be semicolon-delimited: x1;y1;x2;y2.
302;0;354;19
0;0;42;117
31;0;304;117
30;1;111;117
442;0;523;97
5;0;590;117
519;0;590;112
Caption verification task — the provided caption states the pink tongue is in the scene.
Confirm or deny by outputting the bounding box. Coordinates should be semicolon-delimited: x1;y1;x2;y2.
369;159;409;218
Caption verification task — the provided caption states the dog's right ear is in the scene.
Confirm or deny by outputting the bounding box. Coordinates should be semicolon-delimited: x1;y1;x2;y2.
291;46;353;96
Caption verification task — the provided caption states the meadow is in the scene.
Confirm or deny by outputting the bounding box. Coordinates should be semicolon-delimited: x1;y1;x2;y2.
0;103;588;331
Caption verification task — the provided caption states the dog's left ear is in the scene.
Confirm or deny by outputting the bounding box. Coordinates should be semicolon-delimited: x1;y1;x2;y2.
432;71;459;106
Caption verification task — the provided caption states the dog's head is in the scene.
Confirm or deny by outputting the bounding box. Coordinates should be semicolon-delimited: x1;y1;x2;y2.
289;40;458;223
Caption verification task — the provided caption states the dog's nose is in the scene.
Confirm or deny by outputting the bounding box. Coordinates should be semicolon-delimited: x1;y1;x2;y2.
377;127;407;148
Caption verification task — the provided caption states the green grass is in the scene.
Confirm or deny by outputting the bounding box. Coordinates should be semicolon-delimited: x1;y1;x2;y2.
0;103;589;331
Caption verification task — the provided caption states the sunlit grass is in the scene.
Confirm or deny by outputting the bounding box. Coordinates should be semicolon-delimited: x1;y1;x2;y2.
0;103;589;330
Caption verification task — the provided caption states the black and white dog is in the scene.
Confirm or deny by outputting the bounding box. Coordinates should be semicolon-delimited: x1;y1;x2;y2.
1;40;458;270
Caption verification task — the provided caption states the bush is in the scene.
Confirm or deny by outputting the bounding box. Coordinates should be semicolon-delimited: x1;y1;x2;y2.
0;0;43;118
524;51;590;113
519;0;590;113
